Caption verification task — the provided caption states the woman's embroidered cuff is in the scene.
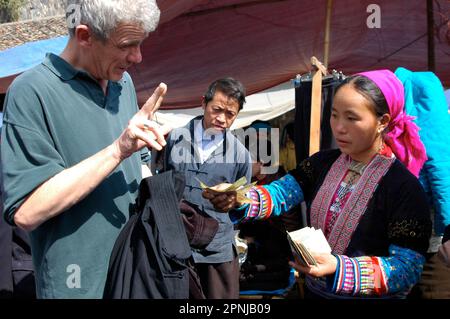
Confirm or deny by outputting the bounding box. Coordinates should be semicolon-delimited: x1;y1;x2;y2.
254;186;273;220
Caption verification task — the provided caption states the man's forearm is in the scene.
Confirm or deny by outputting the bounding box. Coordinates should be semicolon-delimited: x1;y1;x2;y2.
14;143;123;231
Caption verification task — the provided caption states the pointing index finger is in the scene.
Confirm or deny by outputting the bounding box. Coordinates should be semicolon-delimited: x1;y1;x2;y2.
139;82;167;118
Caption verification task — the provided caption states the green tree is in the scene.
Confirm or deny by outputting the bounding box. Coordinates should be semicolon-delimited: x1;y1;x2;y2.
0;0;26;23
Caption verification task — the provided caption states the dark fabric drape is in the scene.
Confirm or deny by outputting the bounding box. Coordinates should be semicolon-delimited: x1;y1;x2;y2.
0;222;35;299
103;170;191;299
0;158;35;299
0;216;13;298
294;76;344;163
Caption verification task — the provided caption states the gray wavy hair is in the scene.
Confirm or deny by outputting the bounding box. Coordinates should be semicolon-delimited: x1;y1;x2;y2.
66;0;160;41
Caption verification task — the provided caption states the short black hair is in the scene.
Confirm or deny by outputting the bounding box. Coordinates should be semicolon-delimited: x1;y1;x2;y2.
204;77;246;110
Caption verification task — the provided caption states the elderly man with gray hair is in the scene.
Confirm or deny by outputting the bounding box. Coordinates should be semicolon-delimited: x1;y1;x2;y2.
1;0;169;298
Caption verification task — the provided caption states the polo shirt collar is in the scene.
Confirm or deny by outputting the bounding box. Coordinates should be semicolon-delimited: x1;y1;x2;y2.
42;52;122;94
42;53;79;81
43;53;114;85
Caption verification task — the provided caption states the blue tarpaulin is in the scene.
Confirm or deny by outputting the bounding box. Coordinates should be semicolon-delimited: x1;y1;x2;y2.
0;36;67;78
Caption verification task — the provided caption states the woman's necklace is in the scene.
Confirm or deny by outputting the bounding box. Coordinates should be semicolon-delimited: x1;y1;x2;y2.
341;159;368;198
326;159;368;235
348;159;367;175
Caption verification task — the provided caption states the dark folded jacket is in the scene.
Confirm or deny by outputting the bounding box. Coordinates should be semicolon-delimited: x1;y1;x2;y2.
103;171;191;299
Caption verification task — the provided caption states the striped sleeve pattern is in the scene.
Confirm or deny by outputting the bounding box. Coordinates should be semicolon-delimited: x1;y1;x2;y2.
329;244;426;297
229;174;304;223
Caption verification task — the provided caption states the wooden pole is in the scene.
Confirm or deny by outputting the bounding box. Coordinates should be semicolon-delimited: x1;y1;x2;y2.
309;57;327;156
323;0;333;68
427;0;435;72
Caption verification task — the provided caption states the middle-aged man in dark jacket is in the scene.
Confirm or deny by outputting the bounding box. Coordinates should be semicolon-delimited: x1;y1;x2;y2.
163;78;252;298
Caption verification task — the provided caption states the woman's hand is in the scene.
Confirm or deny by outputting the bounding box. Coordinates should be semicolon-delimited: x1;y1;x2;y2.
202;189;239;212
289;252;338;278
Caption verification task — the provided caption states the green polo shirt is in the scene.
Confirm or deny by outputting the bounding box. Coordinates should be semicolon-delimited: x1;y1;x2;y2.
1;53;144;298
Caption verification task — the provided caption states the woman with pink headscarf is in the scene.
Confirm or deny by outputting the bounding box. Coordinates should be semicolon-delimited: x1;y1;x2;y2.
203;70;432;299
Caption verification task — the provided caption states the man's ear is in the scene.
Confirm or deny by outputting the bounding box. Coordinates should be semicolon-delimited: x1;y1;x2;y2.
75;25;93;48
201;96;206;109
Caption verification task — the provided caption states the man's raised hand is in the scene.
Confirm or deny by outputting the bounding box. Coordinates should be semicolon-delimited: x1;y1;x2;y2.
112;83;172;160
139;82;167;119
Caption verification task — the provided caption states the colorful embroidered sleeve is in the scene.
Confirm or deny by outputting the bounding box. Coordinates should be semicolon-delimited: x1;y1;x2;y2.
229;174;304;223
328;244;425;297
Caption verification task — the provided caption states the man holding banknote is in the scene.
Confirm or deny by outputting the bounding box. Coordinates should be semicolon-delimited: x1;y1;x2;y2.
163;78;252;298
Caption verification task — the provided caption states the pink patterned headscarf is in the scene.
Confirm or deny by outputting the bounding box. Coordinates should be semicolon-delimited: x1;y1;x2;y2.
356;69;427;177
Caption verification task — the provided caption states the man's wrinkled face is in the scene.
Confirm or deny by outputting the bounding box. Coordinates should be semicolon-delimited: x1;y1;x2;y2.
202;91;240;132
90;23;146;81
